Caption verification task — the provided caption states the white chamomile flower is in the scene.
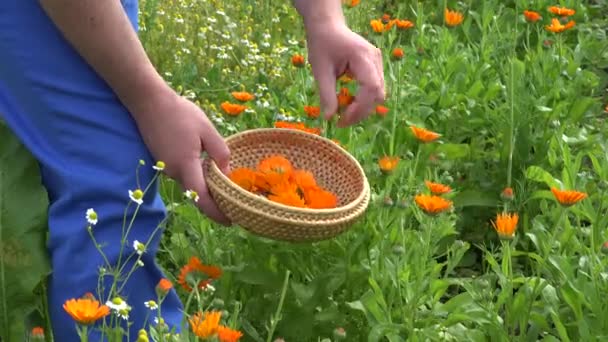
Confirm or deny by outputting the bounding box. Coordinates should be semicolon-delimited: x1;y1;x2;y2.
153;161;165;171
184;190;199;202
133;240;146;255
85;208;98;225
129;189;144;205
144;300;158;310
106;297;129;312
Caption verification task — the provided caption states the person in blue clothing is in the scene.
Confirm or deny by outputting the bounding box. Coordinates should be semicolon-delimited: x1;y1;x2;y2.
0;0;385;340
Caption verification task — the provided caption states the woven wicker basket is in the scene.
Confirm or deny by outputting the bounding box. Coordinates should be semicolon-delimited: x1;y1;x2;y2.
204;128;370;242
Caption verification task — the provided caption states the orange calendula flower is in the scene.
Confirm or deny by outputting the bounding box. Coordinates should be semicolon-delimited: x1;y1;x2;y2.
291;54;305;67
378;156;399;173
220;102;247;116
548;6;575;16
258;155;293;176
343;0;359;7
303;187;339;209
551;187;587;207
304;105;320;119
410;125;441;143
545;18;575;33
190;311;222;339
370;19;385;33
415;194;453;215
177;256;222;292
268;182;307;208
492;212;519;240
218;325;244;342
229;167;262;192
157;278;173;293
501;187;514;201
395;19;415;30
231;91;255;102
384;19;397;31
392;48;404;60
523;10;542;22
63;298;110;325
424;180;452;195
31;327;44;339
290;170;318;191
337;87;354;108
376;105;389;116
444;9;464;27
274;121;322;135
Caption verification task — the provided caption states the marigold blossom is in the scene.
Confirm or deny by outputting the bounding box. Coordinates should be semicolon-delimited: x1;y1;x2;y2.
551;187;587;207
410;125;441;143
220;101;247;116
491;212;519;240
304;105;320;119
378;156;399;173
231;91;255;102
392;48;404;60
190;311;222;339
178;256;222;292
291;54;305;67
218;325;244;342
63;298;110;325
424;181;452;195
414;194;453;215
545;18;575;33
157;278;173;293
395;19;414;30
548;6;575;16
444;9;464;27
31;327;44;339
370;19;385;33
375;105;389;116
523;10;542;22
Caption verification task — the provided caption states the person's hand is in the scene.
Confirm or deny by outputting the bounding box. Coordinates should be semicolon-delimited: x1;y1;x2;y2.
306;23;386;127
132;89;232;226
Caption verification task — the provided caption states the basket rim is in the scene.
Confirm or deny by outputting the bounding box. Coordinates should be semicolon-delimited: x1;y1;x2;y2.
207;128;370;215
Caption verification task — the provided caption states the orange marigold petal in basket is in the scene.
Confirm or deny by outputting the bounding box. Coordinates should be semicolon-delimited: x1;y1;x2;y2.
290;170;318;191
304;187;339;209
229;168;261;192
258;155;293;175
268;185;307;208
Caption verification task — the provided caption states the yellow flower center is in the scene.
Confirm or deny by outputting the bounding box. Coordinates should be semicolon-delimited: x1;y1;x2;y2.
133;189;144;200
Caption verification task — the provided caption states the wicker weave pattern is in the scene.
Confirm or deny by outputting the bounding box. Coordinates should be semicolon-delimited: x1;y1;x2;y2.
205;128;370;242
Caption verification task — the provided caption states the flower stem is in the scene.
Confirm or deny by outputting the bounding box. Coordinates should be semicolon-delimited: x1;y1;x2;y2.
266;269;291;342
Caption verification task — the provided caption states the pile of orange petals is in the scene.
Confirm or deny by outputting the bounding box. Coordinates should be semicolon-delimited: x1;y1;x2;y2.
228;155;338;209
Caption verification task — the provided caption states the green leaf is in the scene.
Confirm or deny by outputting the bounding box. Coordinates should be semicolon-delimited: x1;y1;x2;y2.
434;143;470;160
568;97;596;123
525;166;563;189
452;190;498;208
0;121;52;341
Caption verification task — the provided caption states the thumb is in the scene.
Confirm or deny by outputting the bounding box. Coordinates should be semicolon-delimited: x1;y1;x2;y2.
201;127;231;175
179;157;231;226
311;62;338;120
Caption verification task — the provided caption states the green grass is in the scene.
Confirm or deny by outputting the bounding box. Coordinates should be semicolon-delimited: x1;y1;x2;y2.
3;0;608;341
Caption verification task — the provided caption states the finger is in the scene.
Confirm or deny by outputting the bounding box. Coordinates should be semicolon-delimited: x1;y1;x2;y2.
201;121;231;175
179;157;232;226
310;61;339;120
339;54;384;127
373;48;387;102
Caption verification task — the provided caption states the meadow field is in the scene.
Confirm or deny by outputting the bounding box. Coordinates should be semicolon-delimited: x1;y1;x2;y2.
2;0;608;341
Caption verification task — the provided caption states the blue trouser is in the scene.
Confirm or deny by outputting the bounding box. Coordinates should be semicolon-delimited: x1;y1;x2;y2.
0;1;183;340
